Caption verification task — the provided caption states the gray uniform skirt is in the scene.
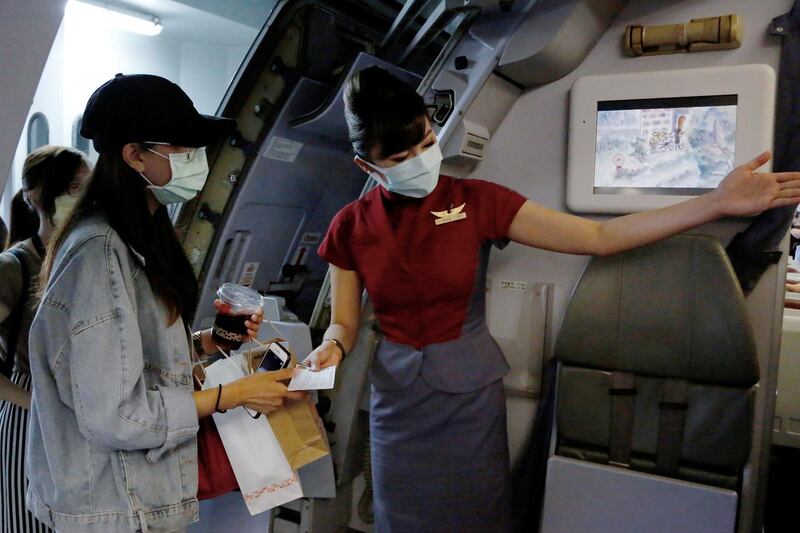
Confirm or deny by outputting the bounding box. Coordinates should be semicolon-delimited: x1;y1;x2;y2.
370;375;511;532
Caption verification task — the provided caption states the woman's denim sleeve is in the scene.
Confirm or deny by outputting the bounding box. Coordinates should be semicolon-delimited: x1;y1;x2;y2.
64;236;198;460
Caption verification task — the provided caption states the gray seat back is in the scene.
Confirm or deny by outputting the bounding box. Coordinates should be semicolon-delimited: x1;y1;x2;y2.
553;235;758;488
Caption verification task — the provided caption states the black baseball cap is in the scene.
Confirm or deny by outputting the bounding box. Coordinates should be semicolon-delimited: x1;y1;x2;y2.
80;73;236;153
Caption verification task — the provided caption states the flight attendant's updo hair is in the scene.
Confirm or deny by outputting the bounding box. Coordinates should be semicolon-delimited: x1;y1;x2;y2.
343;66;429;161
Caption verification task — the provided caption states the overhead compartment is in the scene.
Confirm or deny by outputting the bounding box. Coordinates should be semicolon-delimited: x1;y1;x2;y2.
497;0;628;88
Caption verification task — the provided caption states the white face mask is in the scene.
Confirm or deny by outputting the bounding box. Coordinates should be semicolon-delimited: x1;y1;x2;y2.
360;141;443;198
52;193;79;228
140;146;209;205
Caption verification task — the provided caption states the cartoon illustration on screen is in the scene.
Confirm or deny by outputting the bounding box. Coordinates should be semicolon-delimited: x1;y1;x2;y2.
612;154;625;177
595;104;737;189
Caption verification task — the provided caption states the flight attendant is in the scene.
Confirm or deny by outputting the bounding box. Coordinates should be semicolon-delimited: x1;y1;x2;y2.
310;66;800;532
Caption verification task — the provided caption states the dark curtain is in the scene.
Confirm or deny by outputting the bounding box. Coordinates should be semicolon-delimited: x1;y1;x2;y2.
727;2;800;293
510;360;557;532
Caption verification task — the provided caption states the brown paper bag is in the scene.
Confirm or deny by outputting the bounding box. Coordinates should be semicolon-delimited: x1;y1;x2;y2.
266;395;330;470
245;341;331;471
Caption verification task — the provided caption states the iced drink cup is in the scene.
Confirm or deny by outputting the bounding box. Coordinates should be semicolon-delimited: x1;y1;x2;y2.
212;283;263;350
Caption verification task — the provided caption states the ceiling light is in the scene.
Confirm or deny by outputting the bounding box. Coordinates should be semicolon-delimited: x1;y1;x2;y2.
65;0;163;37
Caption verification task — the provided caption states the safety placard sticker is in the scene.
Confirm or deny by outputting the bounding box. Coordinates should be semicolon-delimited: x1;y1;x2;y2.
300;232;321;245
499;280;528;291
263;136;303;162
239;262;260;288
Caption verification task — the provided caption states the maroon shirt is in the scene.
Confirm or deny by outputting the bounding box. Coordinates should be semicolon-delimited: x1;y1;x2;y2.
318;175;526;348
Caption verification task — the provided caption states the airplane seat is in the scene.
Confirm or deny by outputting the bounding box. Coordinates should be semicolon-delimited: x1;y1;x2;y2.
540;235;759;533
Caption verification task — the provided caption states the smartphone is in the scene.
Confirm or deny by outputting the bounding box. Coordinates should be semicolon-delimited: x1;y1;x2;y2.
256;342;291;373
192;362;207;389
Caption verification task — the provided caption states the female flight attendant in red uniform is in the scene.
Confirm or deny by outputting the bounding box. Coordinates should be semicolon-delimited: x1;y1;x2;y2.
310;66;800;532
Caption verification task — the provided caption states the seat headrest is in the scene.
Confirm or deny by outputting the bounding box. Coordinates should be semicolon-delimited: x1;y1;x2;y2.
554;235;758;387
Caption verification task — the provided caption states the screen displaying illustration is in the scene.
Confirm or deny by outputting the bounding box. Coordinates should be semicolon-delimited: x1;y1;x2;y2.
593;95;737;194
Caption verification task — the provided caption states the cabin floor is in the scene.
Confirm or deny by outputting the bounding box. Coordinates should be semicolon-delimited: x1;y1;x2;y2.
338;445;800;533
764;445;800;532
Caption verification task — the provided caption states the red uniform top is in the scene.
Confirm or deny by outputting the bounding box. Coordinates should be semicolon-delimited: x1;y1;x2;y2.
318;175;526;348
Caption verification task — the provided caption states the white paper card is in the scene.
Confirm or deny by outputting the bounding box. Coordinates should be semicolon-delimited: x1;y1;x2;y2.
288;366;336;391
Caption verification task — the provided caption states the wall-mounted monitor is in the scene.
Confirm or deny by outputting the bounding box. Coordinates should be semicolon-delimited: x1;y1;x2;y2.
567;64;775;214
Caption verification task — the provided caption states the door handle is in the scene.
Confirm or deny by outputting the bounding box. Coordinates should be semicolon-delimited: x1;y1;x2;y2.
215;231;251;284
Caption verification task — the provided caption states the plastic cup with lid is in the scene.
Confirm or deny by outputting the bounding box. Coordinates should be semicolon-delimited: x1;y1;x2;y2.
212;283;264;350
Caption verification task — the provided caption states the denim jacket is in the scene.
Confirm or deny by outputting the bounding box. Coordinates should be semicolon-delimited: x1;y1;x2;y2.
26;214;200;533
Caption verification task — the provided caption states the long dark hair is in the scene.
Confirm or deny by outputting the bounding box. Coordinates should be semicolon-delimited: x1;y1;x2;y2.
40;149;198;325
9;146;87;245
343;66;428;160
8;190;39;245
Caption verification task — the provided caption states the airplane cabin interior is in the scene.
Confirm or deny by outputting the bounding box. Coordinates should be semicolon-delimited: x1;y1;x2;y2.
1;1;800;532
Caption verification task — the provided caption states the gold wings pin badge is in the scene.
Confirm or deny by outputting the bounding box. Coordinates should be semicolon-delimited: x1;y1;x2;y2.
431;203;467;226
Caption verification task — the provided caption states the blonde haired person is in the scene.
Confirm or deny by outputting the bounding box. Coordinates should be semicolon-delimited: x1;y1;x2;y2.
0;146;90;533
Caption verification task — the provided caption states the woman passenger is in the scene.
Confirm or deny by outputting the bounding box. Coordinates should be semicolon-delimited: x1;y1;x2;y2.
310;66;800;532
26;74;301;533
0;146;90;533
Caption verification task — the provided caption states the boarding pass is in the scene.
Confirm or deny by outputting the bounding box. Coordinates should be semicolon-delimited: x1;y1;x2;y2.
288;365;336;391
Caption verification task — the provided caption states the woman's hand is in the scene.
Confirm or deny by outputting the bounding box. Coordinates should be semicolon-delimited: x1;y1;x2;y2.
712;151;800;217
18;390;31;410
0;374;31;410
305;340;343;371
226;368;306;414
246;306;264;339
213;299;264;339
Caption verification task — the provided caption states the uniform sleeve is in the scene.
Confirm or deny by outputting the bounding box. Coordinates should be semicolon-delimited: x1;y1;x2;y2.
0;251;22;325
48;237;198;460
318;207;357;271
473;179;527;242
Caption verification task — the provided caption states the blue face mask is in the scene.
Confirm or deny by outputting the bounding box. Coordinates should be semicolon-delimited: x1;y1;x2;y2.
140;146;209;205
360;141;443;198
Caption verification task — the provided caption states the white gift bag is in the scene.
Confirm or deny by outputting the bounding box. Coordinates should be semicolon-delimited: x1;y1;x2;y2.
203;353;303;515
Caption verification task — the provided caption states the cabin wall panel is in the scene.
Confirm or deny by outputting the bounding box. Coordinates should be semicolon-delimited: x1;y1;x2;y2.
1;8;257;223
477;0;789;333
473;0;792;529
0;0;64;222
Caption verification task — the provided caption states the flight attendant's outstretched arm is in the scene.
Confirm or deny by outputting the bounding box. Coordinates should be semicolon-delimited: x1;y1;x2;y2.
312;265;362;369
508;151;800;255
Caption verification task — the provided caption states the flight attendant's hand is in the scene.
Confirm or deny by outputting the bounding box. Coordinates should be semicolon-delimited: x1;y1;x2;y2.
712;151;800;217
212;299;264;339
305;340;343;371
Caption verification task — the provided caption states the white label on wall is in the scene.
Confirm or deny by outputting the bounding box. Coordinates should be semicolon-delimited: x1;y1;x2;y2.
239;262;260;288
500;280;528;291
300;232;321;245
263;136;303;162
